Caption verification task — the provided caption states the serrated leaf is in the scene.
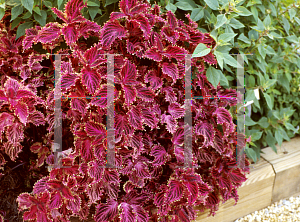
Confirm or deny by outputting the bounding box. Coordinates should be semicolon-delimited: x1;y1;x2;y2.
203;0;219;10
11;5;23;21
215;14;227;29
21;0;34;13
206;66;220;88
192;43;210;58
16;21;33;39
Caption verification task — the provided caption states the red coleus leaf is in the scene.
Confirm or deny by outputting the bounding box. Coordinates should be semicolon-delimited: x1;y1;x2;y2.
33;177;50;195
85;121;106;136
115;113;134;137
127;106;143;130
86;181;103;204
135;83;155;102
0;112;14;134
213;107;233;125
82;67;101;95
161;26;179;44
161;114;178;134
228;169;247;184
13;100;29;125
61;72;78;89
168;102;185;119
28;110;46;126
0;89;8;102
166;180;184;203
62;24;78;45
94;199;118;222
71;98;88;116
133;205;149;222
23;205;37;220
103;169;120;184
144;70;163;91
144;47;162;61
66;194;81;213
3;141;23;161
22;27;38;50
134;161;151;178
80;139;94;162
161;86;177;103
141;107;158;130
49;191;63;210
120;202;135;222
163;45;188;60
166;11;178;29
134;14;151;38
123;84;137;106
78;20;101;38
65;0;86;22
195;121;215;147
101;20;127;48
172;127;184;145
51;7;67;23
150;144;168;166
37;23;62;44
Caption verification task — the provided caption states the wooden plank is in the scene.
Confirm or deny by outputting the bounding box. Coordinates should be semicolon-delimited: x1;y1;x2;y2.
260;136;300;203
194;157;275;222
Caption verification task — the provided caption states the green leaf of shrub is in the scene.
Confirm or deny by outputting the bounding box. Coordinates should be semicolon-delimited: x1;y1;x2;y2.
245;115;257;126
218;33;237;42
33;6;41;15
87;0;100;6
175;1;193;10
258;117;269;128
215;14;227;29
33;10;47;26
282;17;290;35
213;50;224;70
263;92;273;110
104;0;119;7
266;131;277;153
206;66;221;88
21;0;34;13
11;5;23;21
88;6;98;20
235;6;252;16
192;43;210;58
11;17;22;29
16;21;33;39
0;8;4;21
203;0;219;10
166;3;177;13
191;7;204;22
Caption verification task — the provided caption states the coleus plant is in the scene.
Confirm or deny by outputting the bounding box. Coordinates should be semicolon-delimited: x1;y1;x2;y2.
14;0;252;221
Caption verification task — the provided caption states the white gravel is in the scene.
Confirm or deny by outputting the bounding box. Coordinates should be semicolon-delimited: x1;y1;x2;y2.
234;194;300;222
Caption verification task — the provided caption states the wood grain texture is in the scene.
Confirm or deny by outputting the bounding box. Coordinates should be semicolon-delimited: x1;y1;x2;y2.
193;158;275;222
261;136;300;203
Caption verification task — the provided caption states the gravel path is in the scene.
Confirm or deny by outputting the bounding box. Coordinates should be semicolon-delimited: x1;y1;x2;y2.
234;194;300;222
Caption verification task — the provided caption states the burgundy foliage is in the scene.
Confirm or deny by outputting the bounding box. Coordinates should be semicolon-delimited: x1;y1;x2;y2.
1;0;250;221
